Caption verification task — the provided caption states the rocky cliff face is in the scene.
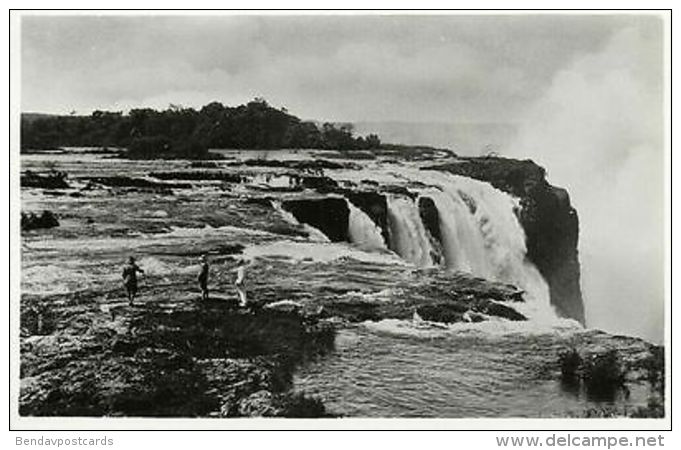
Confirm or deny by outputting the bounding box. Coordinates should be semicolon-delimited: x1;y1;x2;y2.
426;157;585;324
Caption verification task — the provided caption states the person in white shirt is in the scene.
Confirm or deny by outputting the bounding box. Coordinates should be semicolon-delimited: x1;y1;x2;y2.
234;259;249;307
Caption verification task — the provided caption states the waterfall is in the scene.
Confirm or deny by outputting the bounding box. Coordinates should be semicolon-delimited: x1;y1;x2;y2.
274;169;555;320
346;199;388;251
386;195;436;267
271;201;330;243
404;170;555;320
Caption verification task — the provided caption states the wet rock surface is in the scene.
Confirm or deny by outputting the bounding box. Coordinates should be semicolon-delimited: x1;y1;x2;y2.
149;171;244;183
85;176;192;190
20;290;334;417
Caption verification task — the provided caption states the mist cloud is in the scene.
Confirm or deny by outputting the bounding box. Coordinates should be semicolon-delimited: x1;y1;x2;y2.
509;24;665;342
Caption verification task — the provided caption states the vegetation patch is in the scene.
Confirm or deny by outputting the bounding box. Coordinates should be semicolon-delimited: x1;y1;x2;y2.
21;211;59;231
558;347;665;418
21;99;382;155
21;170;69;189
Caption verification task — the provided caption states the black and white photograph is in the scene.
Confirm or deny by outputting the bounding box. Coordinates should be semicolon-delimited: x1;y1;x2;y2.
10;9;670;430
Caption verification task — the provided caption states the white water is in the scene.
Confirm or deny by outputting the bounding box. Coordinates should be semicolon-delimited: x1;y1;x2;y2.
384;169;557;322
242;241;407;266
386;195;436;267
346;199;388;251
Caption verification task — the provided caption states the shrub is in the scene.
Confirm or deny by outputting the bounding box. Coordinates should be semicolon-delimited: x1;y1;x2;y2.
21;211;59;231
172;137;210;160
582;350;627;401
126;136;211;160
127;136;172;159
559;347;583;382
641;345;665;396
21;170;69;189
630;396;665;418
277;392;328;418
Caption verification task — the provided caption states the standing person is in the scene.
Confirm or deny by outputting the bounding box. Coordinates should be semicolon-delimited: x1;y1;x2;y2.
198;254;210;301
234;259;249;307
122;256;145;306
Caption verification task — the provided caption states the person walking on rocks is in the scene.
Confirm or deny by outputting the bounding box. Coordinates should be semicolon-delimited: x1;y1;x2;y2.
198;254;210;301
122;256;145;306
234;259;249;307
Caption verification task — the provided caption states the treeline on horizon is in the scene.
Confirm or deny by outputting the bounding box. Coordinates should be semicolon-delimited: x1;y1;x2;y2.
20;98;382;159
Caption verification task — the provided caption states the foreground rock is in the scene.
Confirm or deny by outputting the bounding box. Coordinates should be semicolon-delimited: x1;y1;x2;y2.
20;292;334;417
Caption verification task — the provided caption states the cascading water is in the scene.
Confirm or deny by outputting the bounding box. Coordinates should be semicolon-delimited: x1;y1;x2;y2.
274;166;556;321
386;195;436;267
346;199;388;251
401;170;556;321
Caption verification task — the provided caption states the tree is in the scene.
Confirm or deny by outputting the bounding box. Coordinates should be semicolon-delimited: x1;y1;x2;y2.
20;99;384;155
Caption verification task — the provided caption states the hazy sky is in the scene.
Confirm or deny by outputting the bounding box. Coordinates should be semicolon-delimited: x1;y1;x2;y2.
21;14;661;123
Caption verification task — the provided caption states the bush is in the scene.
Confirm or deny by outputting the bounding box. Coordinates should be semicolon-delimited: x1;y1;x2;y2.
557;348;628;402
127;136;172;159
582;350;627;401
559;347;583;382
631;396;665;418
126;136;210;160
277;392;329;418
641;345;665;396
172;137;210;160
564;347;666;418
21;211;59;231
21;170;69;189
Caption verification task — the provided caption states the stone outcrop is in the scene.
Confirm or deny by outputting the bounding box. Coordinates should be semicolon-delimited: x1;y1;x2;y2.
149;171;243;183
86;176;192;190
426;156;584;324
418;196;442;244
281;198;349;242
19;292;333;417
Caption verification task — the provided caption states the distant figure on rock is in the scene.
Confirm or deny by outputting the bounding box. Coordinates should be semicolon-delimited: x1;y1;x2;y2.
122;256;145;306
234;259;249;307
198;254;210;301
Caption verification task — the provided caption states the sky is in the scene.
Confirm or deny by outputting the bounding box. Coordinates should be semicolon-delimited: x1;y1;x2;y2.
20;13;667;342
21;14;660;122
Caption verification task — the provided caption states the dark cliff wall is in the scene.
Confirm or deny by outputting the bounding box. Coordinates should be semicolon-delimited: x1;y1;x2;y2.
426;157;585;324
281;198;349;242
418;197;442;244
